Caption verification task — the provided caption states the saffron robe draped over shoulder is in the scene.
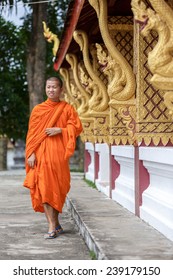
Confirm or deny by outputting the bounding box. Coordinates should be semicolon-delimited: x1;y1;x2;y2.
23;99;83;213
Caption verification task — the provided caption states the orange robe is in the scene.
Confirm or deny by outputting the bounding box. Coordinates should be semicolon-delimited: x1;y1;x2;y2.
23;99;83;213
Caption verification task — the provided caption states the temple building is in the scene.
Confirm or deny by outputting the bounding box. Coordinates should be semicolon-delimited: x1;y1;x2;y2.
44;0;173;241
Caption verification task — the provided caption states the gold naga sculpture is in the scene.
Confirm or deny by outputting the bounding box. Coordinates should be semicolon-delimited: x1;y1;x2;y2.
89;0;136;103
89;0;136;141
96;43;126;101
42;21;60;59
59;68;79;110
73;30;109;113
65;53;90;117
131;0;173;115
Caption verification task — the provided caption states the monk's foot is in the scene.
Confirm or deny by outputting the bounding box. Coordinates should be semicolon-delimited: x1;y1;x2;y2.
55;224;64;234
44;230;57;239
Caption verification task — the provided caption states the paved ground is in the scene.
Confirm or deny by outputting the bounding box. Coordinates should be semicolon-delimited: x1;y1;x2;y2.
68;175;173;260
0;170;90;260
1;169;173;261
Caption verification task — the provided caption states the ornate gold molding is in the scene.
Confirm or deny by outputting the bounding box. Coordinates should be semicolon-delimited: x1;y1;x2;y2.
72;29;110;143
89;0;136;103
43;21;59;59
131;0;173;116
89;0;136;144
132;2;173;146
73;30;109;113
59;67;95;143
66;53;90;117
59;68;79;110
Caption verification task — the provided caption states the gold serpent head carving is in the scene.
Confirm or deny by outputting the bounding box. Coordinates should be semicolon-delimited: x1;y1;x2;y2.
43;21;59;58
89;0;136;102
96;43;126;99
131;0;173;115
74;30;109;112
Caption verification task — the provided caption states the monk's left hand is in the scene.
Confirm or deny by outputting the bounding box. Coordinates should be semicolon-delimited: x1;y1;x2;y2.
45;127;62;136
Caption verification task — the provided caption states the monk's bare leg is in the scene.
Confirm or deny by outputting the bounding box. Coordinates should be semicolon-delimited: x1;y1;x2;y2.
43;203;59;233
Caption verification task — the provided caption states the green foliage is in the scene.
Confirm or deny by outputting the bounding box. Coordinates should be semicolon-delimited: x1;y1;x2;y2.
45;0;71;77
84;178;97;189
89;250;97;260
70;168;84;173
0;17;29;141
0;0;71;140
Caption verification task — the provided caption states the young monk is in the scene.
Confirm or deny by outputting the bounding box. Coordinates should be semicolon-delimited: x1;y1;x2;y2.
23;76;83;239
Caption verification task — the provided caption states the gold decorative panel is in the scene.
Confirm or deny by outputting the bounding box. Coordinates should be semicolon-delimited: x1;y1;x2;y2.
53;0;173;146
109;107;130;145
133;2;173;146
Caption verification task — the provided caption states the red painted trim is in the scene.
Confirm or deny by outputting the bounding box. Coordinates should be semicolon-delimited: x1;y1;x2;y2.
84;149;91;173
95;151;99;180
134;145;150;217
111;155;120;190
139;160;150;206
53;0;85;71
134;145;140;217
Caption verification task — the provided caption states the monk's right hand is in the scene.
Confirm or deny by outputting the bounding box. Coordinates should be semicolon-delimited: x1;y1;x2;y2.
27;153;36;168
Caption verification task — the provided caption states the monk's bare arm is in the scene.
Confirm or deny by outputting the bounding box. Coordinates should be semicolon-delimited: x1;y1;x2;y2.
45;127;62;136
27;153;36;168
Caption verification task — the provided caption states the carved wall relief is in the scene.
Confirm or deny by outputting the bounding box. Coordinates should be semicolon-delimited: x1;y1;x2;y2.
72;30;110;143
132;0;173;145
88;0;136;144
43;21;59;60
59;68;79;110
65;54;95;142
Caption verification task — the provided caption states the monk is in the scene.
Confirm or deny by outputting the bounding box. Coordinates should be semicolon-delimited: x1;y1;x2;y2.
23;76;83;239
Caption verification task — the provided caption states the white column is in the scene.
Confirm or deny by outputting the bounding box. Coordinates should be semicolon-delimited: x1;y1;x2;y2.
85;142;95;182
111;145;135;213
95;143;110;197
139;147;173;241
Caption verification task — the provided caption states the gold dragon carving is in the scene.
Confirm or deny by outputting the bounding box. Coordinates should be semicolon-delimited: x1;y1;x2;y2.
65;53;90;117
73;30;110;143
89;0;136;142
131;0;173;115
89;0;136;102
59;67;94;142
70;83;82;109
73;30;109;113
65;53;95;142
59;68;79;110
43;21;59;59
79;68;110;142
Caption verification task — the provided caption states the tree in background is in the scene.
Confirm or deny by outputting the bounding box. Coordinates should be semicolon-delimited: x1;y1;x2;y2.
0;0;70;127
0;0;70;169
23;0;70;111
0;17;29;169
1;0;70;113
0;17;29;141
25;0;47;111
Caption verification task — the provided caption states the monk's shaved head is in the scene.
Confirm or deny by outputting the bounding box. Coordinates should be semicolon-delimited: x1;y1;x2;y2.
46;76;63;88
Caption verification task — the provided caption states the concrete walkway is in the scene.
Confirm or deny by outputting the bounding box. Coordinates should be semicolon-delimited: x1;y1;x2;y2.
0;170;90;260
1;170;173;260
68;174;173;260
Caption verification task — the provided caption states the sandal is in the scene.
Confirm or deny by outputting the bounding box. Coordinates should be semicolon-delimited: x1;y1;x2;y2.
44;230;57;239
56;225;64;234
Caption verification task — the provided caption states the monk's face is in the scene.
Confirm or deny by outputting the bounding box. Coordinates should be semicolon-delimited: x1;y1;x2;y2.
46;80;62;102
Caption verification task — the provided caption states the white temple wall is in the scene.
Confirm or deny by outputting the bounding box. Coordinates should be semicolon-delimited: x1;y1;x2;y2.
111;145;135;213
139;147;173;241
95;143;110;197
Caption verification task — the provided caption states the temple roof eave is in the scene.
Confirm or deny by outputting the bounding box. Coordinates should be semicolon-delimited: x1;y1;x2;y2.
54;0;133;71
53;0;85;71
